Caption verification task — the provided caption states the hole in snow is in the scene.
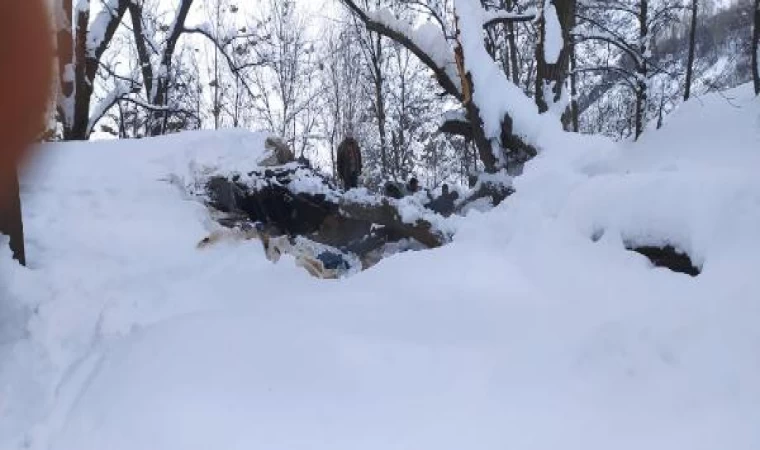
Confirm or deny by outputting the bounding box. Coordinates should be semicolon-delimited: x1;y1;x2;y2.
625;244;701;277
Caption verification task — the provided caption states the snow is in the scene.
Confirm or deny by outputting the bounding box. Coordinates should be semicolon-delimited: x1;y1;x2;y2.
366;8;460;97
87;81;132;135
453;0;565;162
86;0;122;56
543;1;563;64
3;85;760;449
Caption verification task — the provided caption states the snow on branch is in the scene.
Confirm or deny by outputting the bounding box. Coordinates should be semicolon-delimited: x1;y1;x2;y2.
86;0;127;58
340;0;462;100
439;109;471;139
454;0;554;161
87;80;133;134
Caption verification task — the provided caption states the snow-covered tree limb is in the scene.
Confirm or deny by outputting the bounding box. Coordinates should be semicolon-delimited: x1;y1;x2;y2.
482;8;537;28
339;0;462;100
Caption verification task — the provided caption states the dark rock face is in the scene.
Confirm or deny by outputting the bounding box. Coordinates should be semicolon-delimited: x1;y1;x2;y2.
628;245;701;277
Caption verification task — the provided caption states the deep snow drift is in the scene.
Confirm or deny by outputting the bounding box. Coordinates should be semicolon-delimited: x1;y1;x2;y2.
2;85;760;450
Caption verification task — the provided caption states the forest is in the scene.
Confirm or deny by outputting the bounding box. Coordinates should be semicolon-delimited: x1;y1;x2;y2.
46;0;760;186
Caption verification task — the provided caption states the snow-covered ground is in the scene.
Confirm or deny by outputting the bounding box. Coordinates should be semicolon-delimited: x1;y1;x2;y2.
2;85;760;450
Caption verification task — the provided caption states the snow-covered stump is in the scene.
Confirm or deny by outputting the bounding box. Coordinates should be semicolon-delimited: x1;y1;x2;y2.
201;163;450;277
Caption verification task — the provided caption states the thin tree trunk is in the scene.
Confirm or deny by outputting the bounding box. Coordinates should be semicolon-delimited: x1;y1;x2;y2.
753;0;759;95
506;0;520;85
684;0;698;101
634;0;649;140
213;0;221;129
569;43;579;132
656;83;666;129
71;5;92;139
1;170;25;265
372;33;388;177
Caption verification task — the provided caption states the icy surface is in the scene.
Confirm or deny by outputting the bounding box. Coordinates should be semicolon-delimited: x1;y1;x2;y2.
2;86;760;449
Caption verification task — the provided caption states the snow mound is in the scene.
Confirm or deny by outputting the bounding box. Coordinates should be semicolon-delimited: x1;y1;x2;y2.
2;86;760;450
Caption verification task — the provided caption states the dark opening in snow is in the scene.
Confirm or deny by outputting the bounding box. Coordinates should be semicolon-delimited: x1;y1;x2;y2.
627;245;701;277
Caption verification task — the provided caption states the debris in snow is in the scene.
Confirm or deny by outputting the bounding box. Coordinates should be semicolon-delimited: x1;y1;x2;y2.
201;164;453;275
627;244;701;277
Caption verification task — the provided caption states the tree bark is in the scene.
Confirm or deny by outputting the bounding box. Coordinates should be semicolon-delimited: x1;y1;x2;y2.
69;4;94;140
634;0;649;140
684;0;698;101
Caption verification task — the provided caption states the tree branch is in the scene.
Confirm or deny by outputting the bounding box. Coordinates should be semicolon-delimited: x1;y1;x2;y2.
339;0;462;101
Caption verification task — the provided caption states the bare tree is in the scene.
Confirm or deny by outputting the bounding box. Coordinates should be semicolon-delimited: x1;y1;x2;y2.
351;0;394;178
249;0;322;154
575;0;684;140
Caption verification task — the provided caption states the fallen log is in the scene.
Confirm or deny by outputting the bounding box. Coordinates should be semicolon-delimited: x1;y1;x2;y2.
203;164;449;267
338;198;443;248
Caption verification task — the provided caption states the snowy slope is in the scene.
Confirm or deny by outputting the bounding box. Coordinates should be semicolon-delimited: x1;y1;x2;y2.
2;87;760;450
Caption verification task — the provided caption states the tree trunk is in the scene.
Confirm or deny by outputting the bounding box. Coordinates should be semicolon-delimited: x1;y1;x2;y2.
136;0;194;136
453;27;498;173
372;33;389;177
506;0;520;85
213;0;221;130
684;0;698;101
0;170;25;265
656;83;666;129
71;5;93;140
569;43;579;132
753;0;760;95
535;0;576;127
56;0;76;139
634;0;649;140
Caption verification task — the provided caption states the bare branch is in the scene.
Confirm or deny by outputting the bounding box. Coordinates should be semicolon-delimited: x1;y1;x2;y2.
339;0;462;101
